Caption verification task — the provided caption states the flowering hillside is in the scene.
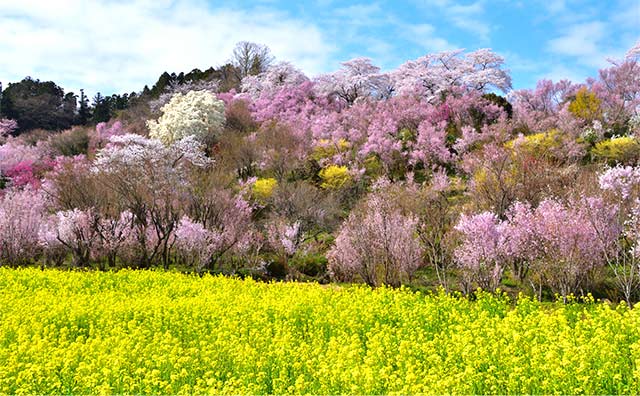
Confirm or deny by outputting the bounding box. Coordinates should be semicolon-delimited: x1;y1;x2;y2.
1;42;640;303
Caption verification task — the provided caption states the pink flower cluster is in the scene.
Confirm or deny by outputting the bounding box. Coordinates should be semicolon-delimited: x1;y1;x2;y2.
454;197;620;296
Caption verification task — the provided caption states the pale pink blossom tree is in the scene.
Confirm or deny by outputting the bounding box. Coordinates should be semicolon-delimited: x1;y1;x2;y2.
0;187;48;265
0;118;18;139
241;61;309;98
328;186;423;287
92;134;210;268
315;57;390;105
454;211;507;293
391;48;511;101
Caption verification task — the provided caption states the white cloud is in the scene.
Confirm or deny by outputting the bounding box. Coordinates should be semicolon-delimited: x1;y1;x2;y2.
410;0;491;41
403;23;454;52
540;64;590;84
547;20;633;68
548;21;606;65
0;0;336;96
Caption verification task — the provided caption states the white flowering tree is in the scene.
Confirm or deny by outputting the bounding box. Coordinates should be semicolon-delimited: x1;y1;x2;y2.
147;90;225;145
93;134;211;268
391;48;512;101
241;61;309;98
314;57;392;104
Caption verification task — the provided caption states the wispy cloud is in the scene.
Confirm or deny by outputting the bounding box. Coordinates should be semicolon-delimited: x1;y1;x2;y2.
402;23;455;52
0;0;336;95
547;21;608;67
410;0;491;41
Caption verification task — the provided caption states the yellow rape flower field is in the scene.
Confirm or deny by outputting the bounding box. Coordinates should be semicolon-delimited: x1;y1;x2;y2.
1;269;640;395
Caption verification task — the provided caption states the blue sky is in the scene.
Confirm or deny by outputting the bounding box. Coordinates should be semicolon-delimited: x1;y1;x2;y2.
0;0;638;97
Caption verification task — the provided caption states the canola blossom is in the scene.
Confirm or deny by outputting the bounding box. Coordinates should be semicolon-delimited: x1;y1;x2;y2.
0;269;639;394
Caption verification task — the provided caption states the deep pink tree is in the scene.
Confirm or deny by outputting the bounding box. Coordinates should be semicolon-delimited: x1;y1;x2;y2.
3;161;39;189
0;139;47;178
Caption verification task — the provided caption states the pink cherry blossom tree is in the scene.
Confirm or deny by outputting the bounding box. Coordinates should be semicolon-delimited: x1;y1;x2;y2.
328;184;423;287
0;118;18;139
454;211;508;293
92;134;210;268
314;57;390;105
241;61;309;98
509;79;579;133
597;165;640;304
177;188;255;272
0;187;48;265
392;48;511;101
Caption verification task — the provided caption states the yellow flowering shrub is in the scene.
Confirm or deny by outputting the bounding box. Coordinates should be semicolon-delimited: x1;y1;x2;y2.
311;139;350;161
319;165;351;189
505;129;564;159
568;87;602;122
252;178;278;200
592;136;640;164
0;269;639;394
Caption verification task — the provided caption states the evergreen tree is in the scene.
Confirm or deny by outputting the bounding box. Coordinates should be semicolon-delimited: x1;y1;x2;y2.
91;92;111;124
77;89;91;125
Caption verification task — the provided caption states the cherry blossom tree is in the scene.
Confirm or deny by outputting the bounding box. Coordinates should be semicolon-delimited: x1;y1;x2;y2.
178;185;255;272
93;211;135;269
92;134;210;268
43;208;99;267
0;188;48;265
627;40;640;60
509;79;579;133
174;217;218;272
0;118;18;139
597;165;640;305
90;121;126;151
532;198;618;301
241;61;309;98
315;57;390;105
328;183;423;287
392;48;511;101
454;211;507;293
266;216;303;276
0;140;47;178
588;60;640;131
